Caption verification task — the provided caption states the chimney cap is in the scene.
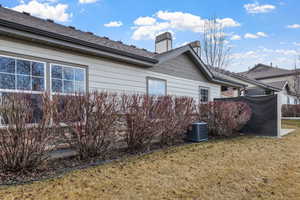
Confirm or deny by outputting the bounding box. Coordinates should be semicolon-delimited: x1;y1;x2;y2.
189;41;200;48
155;32;172;43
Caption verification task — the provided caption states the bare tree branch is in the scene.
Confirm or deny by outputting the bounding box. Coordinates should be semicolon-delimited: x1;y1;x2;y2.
200;17;232;69
293;57;300;103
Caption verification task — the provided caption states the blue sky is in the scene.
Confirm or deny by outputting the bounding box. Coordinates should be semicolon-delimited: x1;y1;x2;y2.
1;0;300;72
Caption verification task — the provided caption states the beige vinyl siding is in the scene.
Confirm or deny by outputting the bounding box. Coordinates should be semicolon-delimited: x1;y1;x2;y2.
0;36;221;102
151;54;208;82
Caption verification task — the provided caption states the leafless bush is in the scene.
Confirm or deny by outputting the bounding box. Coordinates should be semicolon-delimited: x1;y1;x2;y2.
0;93;54;172
198;101;251;136
282;104;300;117
53;92;119;160
159;96;196;145
122;94;165;152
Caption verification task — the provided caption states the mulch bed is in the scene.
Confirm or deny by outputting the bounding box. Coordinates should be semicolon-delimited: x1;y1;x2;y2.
0;132;245;186
0;141;188;186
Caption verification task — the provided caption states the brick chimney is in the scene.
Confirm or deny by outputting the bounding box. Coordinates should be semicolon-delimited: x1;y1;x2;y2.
189;41;201;56
155;32;172;54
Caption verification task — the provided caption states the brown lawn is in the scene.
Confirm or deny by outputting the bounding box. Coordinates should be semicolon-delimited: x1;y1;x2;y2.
0;120;300;200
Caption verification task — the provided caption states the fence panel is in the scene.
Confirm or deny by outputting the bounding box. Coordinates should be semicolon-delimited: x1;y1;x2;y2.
215;95;280;137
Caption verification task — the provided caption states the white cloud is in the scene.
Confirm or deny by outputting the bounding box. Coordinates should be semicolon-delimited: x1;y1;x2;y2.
256;32;268;37
178;41;189;47
294;42;300;46
79;0;98;4
42;0;59;2
216;18;240;27
104;21;123;27
287;24;300;29
244;32;268;39
132;11;240;40
244;33;259;39
134;17;156;26
244;2;276;14
12;0;71;22
132;22;170;40
230;47;300;72
230;35;241;40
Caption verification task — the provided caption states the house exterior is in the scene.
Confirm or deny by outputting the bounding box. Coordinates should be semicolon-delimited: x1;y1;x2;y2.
240;64;300;104
0;7;243;104
209;64;299;105
209;67;280;98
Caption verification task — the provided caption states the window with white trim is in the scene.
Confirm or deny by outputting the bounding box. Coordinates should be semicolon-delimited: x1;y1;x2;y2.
147;77;166;96
0;56;45;92
199;87;209;103
0;55;46;124
51;64;86;94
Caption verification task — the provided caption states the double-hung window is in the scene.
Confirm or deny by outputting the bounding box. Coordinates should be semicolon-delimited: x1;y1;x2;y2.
147;77;167;96
0;55;46;124
0;56;45;92
51;64;86;94
199;87;209;103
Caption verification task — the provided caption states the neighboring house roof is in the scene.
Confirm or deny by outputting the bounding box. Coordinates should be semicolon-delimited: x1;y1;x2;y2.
0;6;244;88
240;63;300;80
266;80;288;90
209;66;281;91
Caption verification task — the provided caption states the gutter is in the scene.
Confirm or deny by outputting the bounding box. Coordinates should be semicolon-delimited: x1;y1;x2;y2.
255;72;299;80
0;19;158;66
212;76;246;88
229;73;281;92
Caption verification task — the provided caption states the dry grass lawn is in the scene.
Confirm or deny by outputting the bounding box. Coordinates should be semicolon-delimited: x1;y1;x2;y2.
1;120;300;200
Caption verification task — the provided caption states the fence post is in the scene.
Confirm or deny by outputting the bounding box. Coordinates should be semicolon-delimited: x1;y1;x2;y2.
277;94;282;138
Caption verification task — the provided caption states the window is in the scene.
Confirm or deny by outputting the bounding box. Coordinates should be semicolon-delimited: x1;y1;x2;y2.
0;55;46;125
147;77;166;96
287;96;290;104
51;64;86;94
265;90;272;95
0;56;45;92
199;87;209;103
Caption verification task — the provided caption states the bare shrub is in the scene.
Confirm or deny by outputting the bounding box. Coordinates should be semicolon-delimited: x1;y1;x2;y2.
198;101;251;136
159;96;196;145
53;92;119;160
282;104;300;117
122;94;165;152
0;93;54;172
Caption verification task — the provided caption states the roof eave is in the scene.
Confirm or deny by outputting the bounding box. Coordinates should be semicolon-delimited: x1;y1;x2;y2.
255;73;296;80
212;77;246;88
0;19;158;66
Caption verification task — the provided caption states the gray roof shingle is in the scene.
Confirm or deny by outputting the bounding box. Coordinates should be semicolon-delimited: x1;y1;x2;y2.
0;6;156;59
209;66;281;91
265;80;288;90
240;63;299;80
